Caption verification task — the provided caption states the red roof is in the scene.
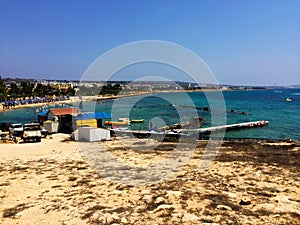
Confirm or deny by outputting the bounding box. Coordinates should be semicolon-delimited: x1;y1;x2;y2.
49;108;80;116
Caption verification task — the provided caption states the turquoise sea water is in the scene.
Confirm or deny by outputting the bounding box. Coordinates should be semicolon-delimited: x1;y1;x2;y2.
1;88;299;140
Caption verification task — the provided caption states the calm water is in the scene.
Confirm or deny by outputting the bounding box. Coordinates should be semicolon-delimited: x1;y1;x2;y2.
1;88;299;140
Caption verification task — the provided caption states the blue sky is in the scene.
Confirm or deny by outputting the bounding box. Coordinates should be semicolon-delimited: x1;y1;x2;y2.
0;0;299;85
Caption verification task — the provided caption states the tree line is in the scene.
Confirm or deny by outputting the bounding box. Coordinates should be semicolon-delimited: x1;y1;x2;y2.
0;77;124;102
0;78;75;102
78;83;122;96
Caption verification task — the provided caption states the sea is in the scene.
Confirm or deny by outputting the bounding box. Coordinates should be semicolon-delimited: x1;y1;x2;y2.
1;88;299;140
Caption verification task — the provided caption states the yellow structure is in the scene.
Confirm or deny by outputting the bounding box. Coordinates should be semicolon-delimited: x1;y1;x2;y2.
75;119;97;128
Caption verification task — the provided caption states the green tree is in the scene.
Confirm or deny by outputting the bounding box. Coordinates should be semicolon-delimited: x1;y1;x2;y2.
21;81;33;97
66;87;75;96
0;79;7;101
8;83;19;98
33;83;45;97
43;84;51;95
99;83;122;96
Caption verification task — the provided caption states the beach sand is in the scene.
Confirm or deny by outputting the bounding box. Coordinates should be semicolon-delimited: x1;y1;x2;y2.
0;135;299;225
0;94;141;114
0;99;76;113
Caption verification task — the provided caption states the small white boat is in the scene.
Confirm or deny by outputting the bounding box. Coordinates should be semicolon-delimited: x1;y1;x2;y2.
285;98;292;102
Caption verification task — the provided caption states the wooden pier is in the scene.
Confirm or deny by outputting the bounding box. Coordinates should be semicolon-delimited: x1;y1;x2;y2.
112;120;269;139
178;120;269;134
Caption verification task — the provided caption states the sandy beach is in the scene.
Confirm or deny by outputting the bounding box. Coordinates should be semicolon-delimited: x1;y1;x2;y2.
0;99;76;114
0;135;299;225
0;93;147;114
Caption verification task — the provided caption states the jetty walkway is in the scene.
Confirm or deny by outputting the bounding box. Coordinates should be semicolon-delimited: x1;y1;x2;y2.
112;120;269;139
179;120;269;134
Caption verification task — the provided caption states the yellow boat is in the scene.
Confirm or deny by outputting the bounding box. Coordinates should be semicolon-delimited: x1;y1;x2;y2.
130;119;144;124
104;121;128;126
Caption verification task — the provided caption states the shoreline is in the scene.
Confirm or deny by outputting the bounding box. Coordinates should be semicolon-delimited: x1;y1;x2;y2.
0;99;76;113
0;87;268;114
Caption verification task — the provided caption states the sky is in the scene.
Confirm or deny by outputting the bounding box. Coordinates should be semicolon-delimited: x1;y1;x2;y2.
0;0;299;85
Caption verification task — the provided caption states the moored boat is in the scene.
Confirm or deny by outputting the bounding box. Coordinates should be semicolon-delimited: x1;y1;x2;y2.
285;97;292;102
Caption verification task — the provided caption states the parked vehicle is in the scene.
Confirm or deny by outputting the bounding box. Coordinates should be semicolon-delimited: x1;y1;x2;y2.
22;123;42;142
41;127;48;138
9;123;24;137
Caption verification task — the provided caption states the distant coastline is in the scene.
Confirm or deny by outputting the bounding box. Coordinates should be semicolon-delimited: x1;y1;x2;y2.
0;86;270;114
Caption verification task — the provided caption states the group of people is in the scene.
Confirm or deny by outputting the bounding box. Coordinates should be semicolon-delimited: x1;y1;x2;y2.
2;100;16;109
1;96;70;110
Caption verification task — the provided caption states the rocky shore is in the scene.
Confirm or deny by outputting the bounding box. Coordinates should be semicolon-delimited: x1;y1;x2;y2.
0;135;299;224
